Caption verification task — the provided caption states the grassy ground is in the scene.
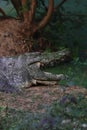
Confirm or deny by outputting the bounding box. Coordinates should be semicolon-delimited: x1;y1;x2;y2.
44;63;87;88
0;91;87;130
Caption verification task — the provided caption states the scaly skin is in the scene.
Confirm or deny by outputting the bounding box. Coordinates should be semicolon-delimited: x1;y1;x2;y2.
0;49;70;93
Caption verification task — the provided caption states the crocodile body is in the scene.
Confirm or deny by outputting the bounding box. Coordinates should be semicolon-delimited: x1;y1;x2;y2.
0;49;71;93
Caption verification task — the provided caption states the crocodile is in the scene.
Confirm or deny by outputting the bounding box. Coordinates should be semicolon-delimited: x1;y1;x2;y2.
0;49;71;93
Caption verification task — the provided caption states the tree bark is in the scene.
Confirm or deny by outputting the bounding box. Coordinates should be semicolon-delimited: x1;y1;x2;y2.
35;0;54;31
11;0;22;17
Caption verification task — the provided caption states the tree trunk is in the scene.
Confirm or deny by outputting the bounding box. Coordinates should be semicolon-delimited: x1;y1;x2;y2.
35;0;54;31
11;0;54;36
11;0;23;18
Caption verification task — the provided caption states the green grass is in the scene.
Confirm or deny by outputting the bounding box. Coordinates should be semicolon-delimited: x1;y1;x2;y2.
0;94;87;130
44;63;87;88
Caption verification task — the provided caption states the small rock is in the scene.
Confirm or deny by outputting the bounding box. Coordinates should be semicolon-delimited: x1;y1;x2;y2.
61;119;71;124
81;124;87;128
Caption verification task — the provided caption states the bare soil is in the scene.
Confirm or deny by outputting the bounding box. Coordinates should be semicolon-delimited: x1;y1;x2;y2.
0;85;87;113
0;18;30;56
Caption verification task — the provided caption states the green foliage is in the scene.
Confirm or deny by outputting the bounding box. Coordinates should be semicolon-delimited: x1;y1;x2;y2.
49;94;87;119
44;61;87;88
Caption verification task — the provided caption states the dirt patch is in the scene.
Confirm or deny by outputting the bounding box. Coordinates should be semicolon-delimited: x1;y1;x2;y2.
0;18;30;56
0;85;87;113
